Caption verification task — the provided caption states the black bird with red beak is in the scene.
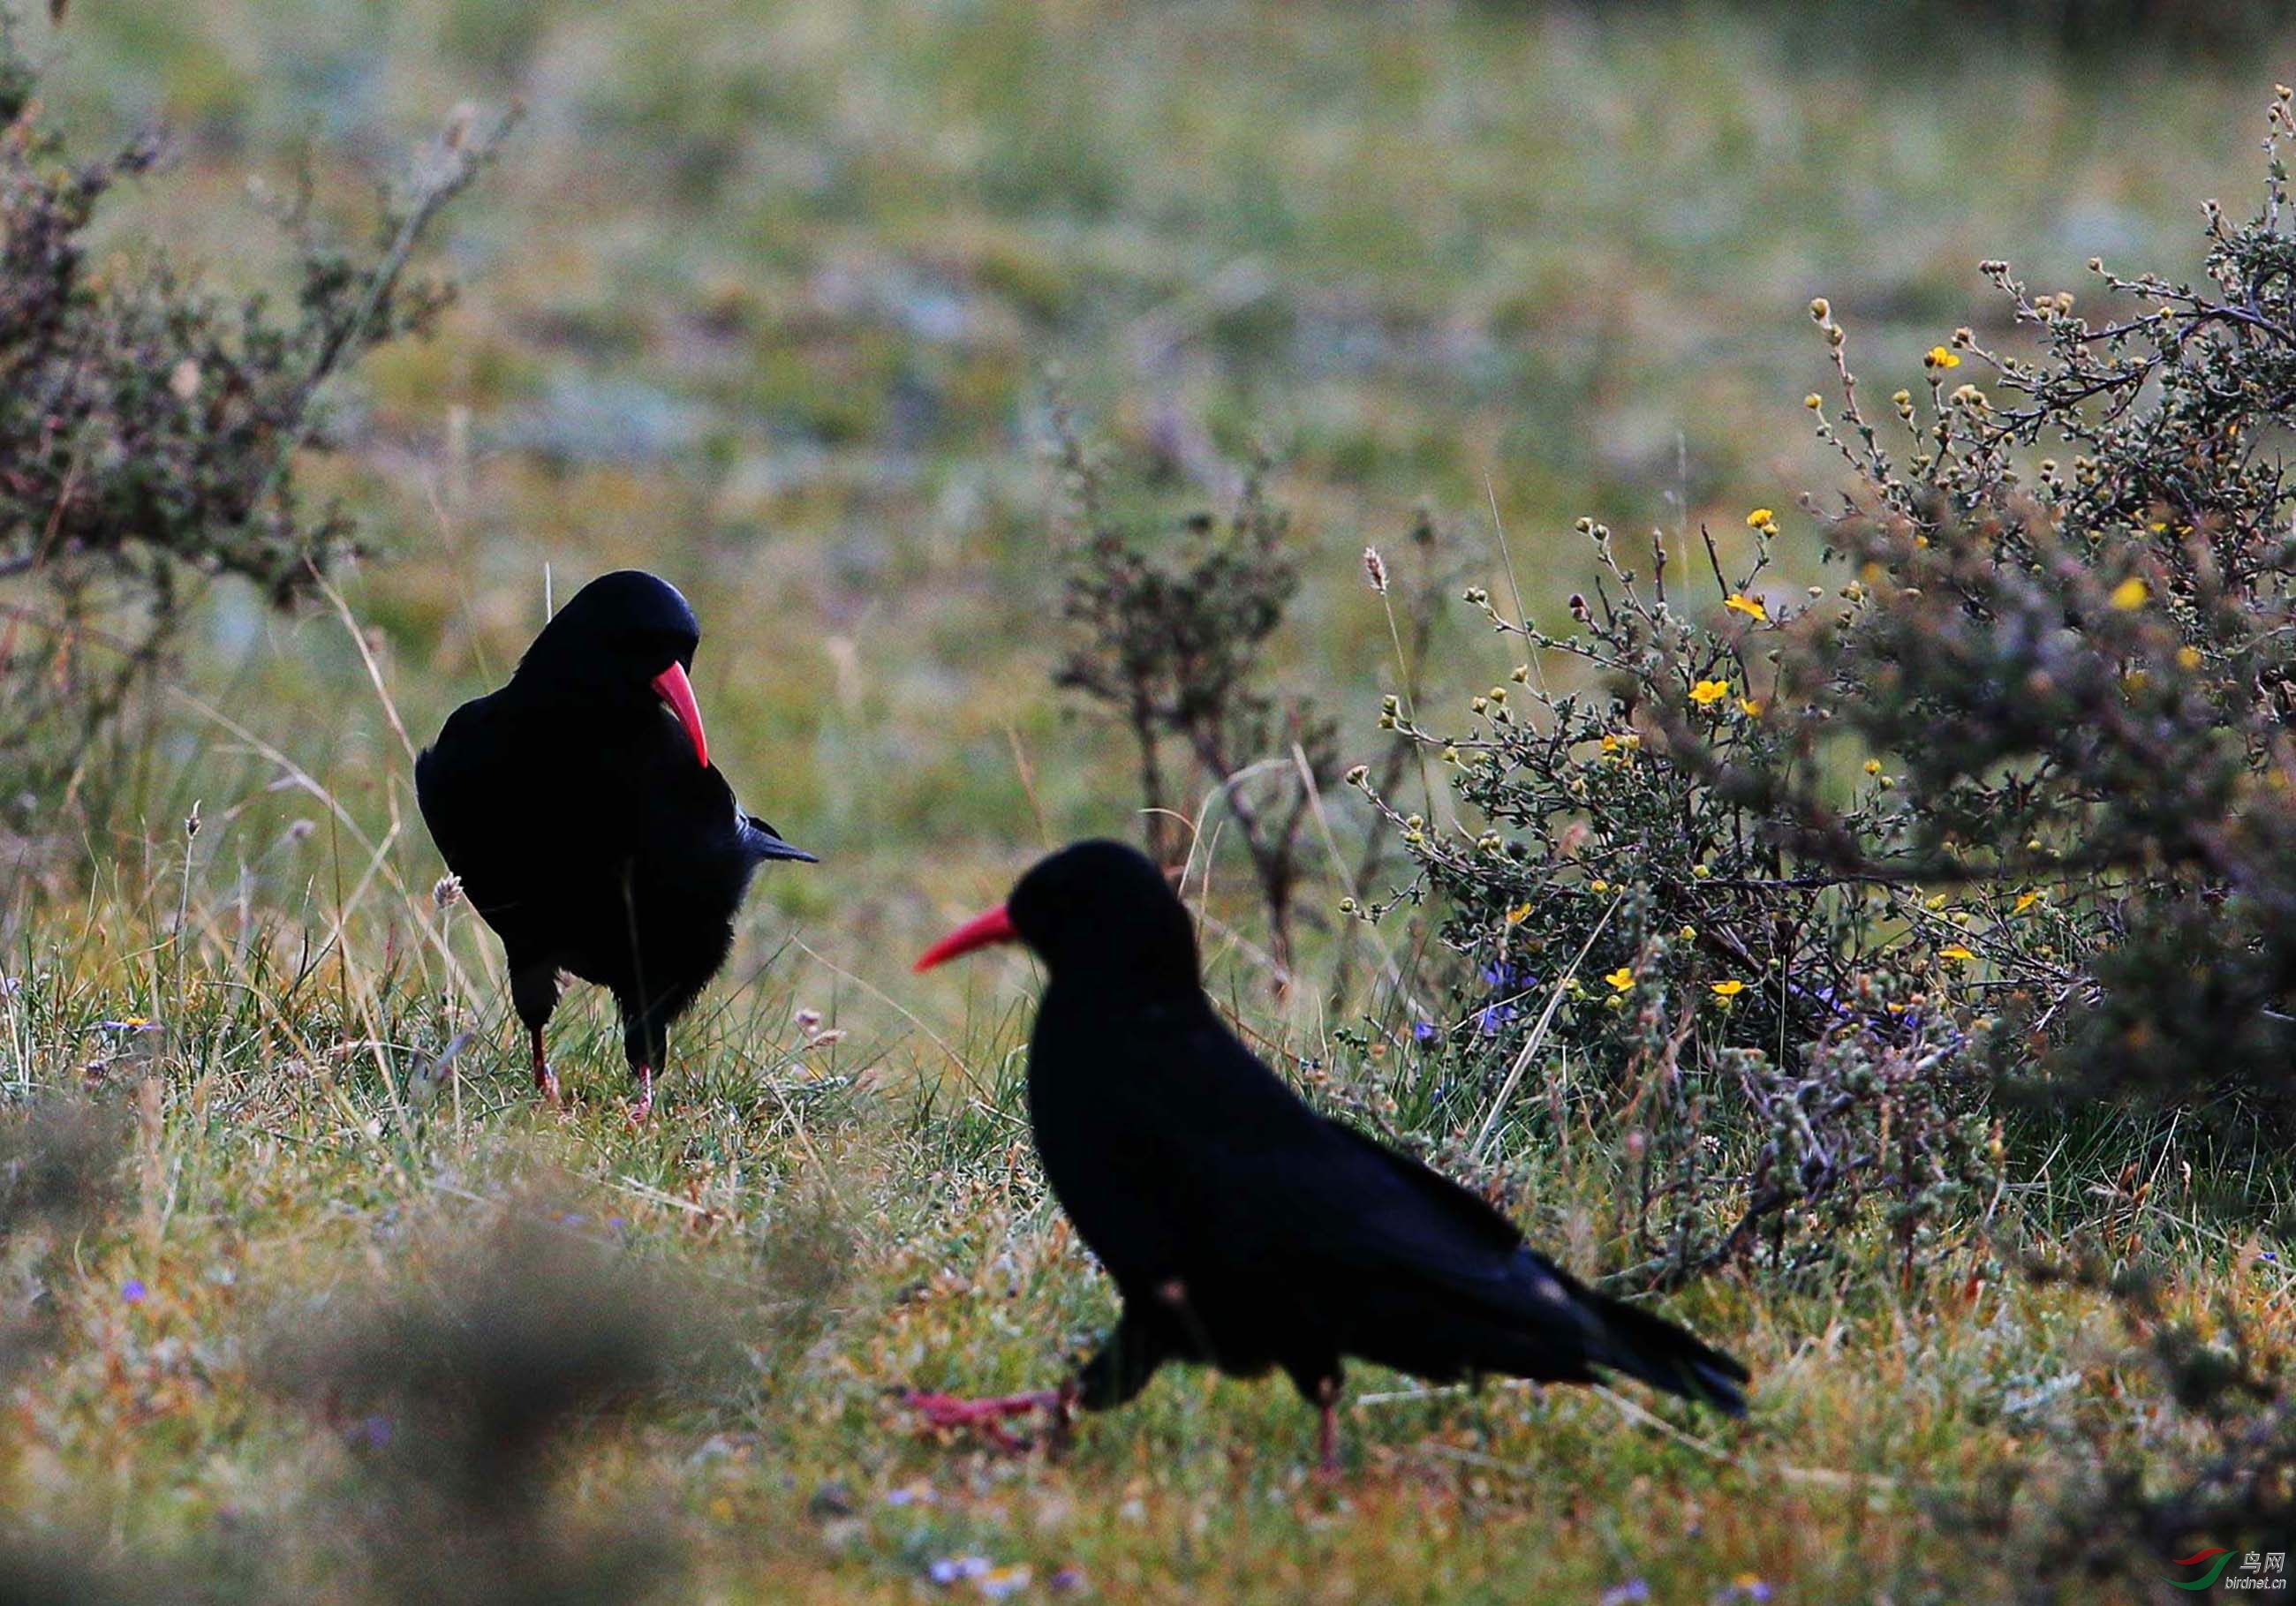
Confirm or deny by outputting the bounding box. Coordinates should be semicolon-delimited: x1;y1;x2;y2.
417;570;814;1121
910;840;1748;1471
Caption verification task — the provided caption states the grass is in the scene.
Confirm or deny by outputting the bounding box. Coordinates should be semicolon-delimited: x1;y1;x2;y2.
4;0;2295;1597
7;892;2285;1600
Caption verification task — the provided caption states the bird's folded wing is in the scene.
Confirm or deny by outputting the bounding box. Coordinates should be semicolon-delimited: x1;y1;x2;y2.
1130;1018;1576;1317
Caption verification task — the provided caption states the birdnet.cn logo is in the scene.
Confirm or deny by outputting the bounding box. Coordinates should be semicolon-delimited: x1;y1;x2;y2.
2169;1549;2288;1593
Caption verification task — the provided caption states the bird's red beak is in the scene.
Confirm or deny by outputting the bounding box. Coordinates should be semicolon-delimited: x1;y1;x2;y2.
650;662;710;768
914;904;1020;972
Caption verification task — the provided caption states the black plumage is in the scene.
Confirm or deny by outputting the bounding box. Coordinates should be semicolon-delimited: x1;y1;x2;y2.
910;839;1748;1467
416;570;814;1120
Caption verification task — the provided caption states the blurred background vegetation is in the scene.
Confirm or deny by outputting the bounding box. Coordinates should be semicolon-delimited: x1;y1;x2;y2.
12;0;2277;984
5;0;2296;1596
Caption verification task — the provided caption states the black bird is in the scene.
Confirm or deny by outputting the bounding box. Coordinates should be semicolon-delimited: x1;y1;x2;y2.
908;840;1748;1470
416;570;815;1121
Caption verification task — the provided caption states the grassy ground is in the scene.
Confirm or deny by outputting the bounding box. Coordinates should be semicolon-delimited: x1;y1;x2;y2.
5;0;2295;1598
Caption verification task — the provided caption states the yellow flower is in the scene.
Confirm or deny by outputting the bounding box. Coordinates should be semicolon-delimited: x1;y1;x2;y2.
1504;903;1533;925
1862;758;1883;775
1939;944;1975;962
2176;645;2202;670
1725;592;1769;622
1590;879;1610;893
1710;979;1747;998
1736;697;1764;718
1746;508;1779;533
1924;345;1961;370
1599;734;1620;752
1689;678;1731;706
1604;967;1635;992
2109;576;2149;611
2013;890;2043;915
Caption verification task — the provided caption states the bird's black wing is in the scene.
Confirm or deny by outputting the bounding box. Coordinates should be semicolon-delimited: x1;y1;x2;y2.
1099;1011;1746;1410
1097;1011;1522;1276
419;691;647;960
417;694;549;927
1038;1007;1540;1316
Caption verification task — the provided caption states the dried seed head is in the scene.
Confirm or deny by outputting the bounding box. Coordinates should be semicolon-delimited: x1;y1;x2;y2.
433;874;464;909
1362;546;1388;595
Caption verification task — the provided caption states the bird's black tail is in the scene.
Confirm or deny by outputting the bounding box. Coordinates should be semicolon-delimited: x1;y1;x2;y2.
743;816;818;863
1582;1288;1750;1417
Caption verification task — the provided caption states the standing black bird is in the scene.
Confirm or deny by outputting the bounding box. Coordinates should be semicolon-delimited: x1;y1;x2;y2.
416;570;815;1121
908;840;1748;1470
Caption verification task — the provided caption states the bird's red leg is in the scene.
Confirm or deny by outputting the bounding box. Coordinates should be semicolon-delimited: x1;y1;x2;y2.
529;1026;561;1107
1315;1377;1343;1479
897;1384;1076;1452
627;1065;655;1127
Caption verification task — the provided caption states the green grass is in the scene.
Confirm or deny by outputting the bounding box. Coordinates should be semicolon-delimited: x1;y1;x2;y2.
4;0;2294;1597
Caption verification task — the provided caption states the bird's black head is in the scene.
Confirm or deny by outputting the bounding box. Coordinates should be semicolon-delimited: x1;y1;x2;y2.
915;839;1199;997
512;570;711;766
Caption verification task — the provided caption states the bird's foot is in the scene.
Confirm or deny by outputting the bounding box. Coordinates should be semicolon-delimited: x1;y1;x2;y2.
626;1067;655;1127
528;1026;561;1108
895;1387;1072;1453
1314;1393;1344;1482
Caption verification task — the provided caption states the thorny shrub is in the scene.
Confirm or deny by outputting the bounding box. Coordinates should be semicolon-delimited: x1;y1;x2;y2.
1967;1253;2296;1585
1051;404;1456;982
0;9;508;784
1358;87;2296;1288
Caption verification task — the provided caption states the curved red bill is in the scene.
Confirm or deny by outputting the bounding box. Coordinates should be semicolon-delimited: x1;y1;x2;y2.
915;903;1020;972
650;662;710;768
